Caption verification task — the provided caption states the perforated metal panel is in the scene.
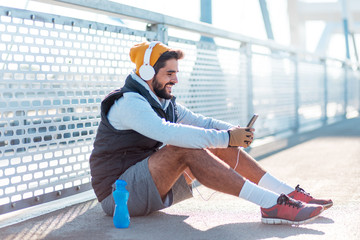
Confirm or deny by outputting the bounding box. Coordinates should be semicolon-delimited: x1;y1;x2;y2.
252;53;296;137
0;10;149;212
298;61;325;125
346;67;360;115
169;39;248;126
326;60;346;122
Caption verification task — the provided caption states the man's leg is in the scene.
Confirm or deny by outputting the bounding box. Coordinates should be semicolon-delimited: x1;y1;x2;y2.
210;147;299;194
148;145;324;225
209;147;267;184
210;147;293;193
181;147;266;186
149;145;280;209
148;145;246;200
209;147;333;209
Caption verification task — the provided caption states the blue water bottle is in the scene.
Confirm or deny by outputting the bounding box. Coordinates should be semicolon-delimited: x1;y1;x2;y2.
113;179;130;228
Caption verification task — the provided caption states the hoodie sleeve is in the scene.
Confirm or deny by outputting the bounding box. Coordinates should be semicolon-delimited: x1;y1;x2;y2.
107;92;230;149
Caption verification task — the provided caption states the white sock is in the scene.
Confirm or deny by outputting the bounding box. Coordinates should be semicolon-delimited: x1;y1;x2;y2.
258;172;295;195
239;180;279;208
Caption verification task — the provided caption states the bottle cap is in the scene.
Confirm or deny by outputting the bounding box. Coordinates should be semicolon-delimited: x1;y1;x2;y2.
115;179;127;188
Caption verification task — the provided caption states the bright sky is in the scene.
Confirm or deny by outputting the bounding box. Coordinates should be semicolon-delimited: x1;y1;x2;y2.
109;0;289;44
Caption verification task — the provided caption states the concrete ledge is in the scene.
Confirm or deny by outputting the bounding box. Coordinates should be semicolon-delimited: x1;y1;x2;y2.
0;190;96;229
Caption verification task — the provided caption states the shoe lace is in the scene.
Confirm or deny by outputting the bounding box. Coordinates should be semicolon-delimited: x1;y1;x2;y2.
278;194;303;209
295;184;312;197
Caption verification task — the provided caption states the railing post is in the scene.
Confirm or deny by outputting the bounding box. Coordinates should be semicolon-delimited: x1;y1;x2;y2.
293;53;300;132
146;23;168;44
245;43;254;119
343;62;348;119
359;66;360;114
322;59;328;125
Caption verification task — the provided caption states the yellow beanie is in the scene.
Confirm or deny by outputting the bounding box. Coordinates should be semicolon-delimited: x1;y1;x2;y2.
129;41;171;76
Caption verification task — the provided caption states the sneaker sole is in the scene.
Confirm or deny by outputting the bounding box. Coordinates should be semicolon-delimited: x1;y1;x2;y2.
261;209;323;225
323;202;333;210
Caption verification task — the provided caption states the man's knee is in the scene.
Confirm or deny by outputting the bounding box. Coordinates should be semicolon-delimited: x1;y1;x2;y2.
165;145;208;159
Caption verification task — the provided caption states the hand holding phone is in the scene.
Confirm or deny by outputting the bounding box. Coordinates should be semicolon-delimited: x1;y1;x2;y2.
247;114;258;128
228;114;258;148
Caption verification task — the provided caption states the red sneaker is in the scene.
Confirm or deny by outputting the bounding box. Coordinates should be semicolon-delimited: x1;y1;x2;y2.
288;185;333;210
261;194;324;225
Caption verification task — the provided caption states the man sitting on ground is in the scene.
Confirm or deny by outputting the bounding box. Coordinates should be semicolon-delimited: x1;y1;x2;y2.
89;41;332;225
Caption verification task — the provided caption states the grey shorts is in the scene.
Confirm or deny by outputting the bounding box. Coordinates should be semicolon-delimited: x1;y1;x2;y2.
101;157;193;217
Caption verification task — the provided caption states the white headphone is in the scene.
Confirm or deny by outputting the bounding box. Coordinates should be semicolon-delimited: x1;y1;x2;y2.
139;41;160;81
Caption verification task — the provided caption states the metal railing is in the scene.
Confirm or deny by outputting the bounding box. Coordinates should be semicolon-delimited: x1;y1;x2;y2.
0;0;359;214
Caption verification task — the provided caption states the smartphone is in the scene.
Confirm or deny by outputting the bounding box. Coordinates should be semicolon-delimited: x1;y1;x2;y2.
246;114;258;128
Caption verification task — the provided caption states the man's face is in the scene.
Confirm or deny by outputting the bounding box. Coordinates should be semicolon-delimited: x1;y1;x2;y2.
150;58;179;100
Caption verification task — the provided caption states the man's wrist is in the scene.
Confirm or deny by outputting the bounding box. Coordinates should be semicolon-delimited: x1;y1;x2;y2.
227;130;231;147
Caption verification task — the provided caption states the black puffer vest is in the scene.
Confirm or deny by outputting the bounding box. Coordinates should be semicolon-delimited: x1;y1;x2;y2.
89;75;177;202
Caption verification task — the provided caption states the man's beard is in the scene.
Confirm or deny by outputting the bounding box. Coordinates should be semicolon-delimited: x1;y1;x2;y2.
152;77;174;99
